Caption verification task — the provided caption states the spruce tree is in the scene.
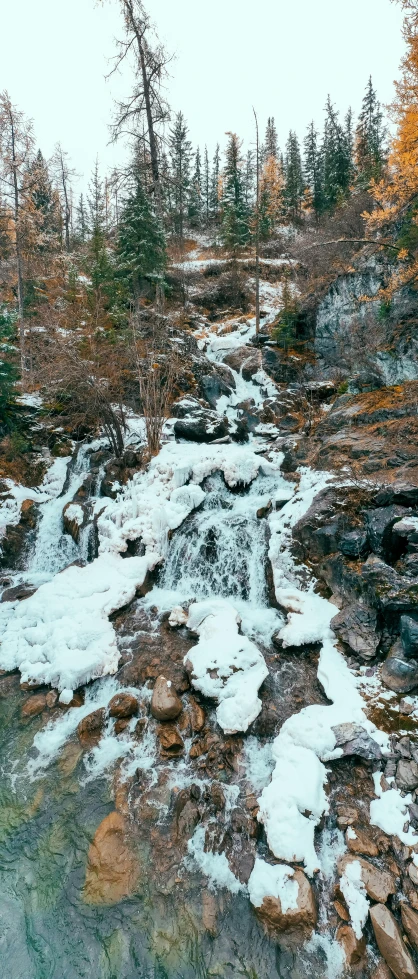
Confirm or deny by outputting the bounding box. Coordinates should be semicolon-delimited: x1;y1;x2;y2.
168;111;192;238
303;121;324;219
355;77;387;185
203;146;210;225
322;97;352;212
87;157;106;236
210;144;221;225
118;175;166;300
221;133;250;252
76;194;88;243
264;117;279;160
284;131;304;220
25;149;61;250
189;147;203;228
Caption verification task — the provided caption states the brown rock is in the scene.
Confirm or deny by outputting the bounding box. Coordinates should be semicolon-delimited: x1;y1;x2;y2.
202;891;218;936
58;690;84;710
336;923;366;965
108;693;138;719
114;718;130;735
402;904;418;951
346;826;379;857
333;899;350;922
45;689;58;708
371;961;395;979
21;693;46;718
134;717;147;739
256;869;317;935
151;676;182;721
190;697;206;733
338;855;396;904
157;724;184;754
77;708;106;747
83;811;139;905
210;782;226;811
370;903;418;979
336;804;359;829
409;863;418;887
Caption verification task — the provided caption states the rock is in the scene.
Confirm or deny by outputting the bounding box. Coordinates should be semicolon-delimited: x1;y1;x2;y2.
364;506;409;559
401;616;418;659
210;782;226;811
168;606;188;627
372;961;396;979
63;500;87;543
402;904;418;951
21;693;46;718
362;556;418;615
1;583;37;603
174;412;229;443
189;697;206;733
257;868;317;935
334;899;350;922
200;373;234;407
108;693;138;719
331;604;380;660
336;923;366;966
332;721;383;761
382;641;418;694
339;529;369;558
151;676;183;721
397;760;418;791
257;501;272;519
336;804;359;829
134;717;147;739
83;812;139;905
114;718;130;735
58;690;84;710
122;449;140;469
157;724;184;754
77;708;106;747
338;855;396;904
45;689;58;708
370;903;418;979
346;826;379;857
375;484;418;508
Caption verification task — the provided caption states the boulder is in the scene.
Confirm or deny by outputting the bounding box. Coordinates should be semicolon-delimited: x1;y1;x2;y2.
189;697;206;733
157;724;184;754
332;721;383;761
151;676;183;721
256;869;317;935
1;583;37;603
382;641;418;694
346;827;379;858
331;604;380;660
174;412;229;443
374;484;418;508
63;501;88;543
200;373;234;408
21;693;46;718
362;556;418;615
338;855;396;904
339;529;369;558
401;904;418;951
364;506;409;559
242;353;262;382
401;616;418;659
77;708;106;747
372;961;396;979
83;811;139;905
336;923;366;966
396;759;418;792
370;903;418;979
108;693;138;719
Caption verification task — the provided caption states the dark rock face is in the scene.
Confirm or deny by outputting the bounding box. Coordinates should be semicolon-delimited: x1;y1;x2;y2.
199;373;234;408
362;556;418;614
331;604;380;660
374;483;418;508
401;615;418;657
174;412;229;443
339;530;369;558
332;722;383;761
364;506;410;560
381;640;418;693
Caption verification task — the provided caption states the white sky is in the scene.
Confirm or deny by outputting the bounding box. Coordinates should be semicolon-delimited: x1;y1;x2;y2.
1;0;406;194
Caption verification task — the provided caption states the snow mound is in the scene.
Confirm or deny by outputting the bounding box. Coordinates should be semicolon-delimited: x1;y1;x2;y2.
248;858;299;912
0;553;155;694
185;599;268;734
340;860;369;940
370;772;417;845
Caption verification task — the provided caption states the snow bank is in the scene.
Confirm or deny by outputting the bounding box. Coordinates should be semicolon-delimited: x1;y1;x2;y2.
0;553;155;695
248;859;299;911
370;772;417;845
185;599;268;734
340;860;369;939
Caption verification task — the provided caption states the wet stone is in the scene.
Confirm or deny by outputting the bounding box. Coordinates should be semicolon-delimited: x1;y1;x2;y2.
402;903;418;950
151;675;183;721
108;693;138;719
157;724;184;755
77;708;106;747
370;903;418;979
21;693;47;718
336;923;366;966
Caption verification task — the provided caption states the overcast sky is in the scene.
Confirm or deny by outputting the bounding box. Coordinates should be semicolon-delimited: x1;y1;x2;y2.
1;0;406;194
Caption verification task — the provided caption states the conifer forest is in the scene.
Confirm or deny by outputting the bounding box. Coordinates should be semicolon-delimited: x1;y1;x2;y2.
2;2;418;977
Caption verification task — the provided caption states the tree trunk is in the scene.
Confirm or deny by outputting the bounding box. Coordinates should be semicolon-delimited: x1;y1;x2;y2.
253;108;260;336
124;1;161;212
9;111;25;377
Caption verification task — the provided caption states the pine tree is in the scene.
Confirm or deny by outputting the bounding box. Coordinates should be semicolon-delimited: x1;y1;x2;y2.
203;146;210;225
168;111;192;238
284;131;304;220
25;149;61;251
210;143;221;225
76;194;88;243
355;77;387;185
264;117;279;160
221;133;250;252
189;147;203;228
118;175;166;300
322;97;352;212
303;121;324;219
87;157;106;236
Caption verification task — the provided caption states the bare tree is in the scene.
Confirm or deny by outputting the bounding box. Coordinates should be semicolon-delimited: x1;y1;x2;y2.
109;0;171;213
0;91;34;376
130;310;176;456
253;107;260;335
52;143;77;251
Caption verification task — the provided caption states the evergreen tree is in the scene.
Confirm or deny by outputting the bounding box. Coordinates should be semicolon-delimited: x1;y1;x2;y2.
263;117;279;161
243;150;255;209
87;157;106;236
203;146;210;225
118;175;166;300
284;131;304;220
355;77;387;185
258;155;284;240
168;111;192;238
303;121;324;219
76;194;88;243
221;133;250;252
322;97;352;212
189;147;203;228
0;312;18;423
25;149;61;250
210;144;221;225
